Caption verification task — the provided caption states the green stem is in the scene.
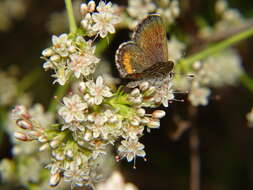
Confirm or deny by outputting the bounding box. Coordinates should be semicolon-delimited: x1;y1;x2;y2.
47;0;77;113
65;0;77;33
240;73;253;93
180;26;253;67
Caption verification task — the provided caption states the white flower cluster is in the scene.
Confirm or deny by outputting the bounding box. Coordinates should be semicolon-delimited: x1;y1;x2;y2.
199;0;245;38
80;1;121;38
42;34;100;85
173;48;243;106
11;76;175;188
187;49;242;106
127;0;180;28
214;0;245;32
0;103;70;190
198;49;243;87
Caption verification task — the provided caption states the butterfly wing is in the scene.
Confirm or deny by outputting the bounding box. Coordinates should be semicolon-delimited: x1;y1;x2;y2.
132;15;169;64
115;41;152;79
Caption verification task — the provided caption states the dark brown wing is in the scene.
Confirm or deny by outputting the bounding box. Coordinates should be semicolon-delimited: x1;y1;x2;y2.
137;61;174;80
115;41;152;79
132;15;168;65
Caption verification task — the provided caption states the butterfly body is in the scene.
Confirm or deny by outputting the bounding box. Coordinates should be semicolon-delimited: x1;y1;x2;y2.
115;15;174;87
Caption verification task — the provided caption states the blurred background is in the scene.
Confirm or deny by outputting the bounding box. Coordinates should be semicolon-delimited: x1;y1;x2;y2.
1;0;253;190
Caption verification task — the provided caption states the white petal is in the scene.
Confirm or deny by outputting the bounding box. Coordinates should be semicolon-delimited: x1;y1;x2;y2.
96;76;103;86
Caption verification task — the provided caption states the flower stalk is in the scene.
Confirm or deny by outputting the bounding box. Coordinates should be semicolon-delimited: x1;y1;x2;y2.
180;26;253;69
240;74;253;93
65;0;77;33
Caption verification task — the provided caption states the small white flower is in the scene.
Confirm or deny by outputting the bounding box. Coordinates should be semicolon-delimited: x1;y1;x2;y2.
61;121;85;132
188;84;211;106
52;66;70;86
88;113;108;138
96;1;113;14
64;164;90;188
118;140;146;162
52;33;72;57
43;61;54;70
92;12;119;38
90;140;107;159
122;122;144;140
58;95;87;123
69;53;99;78
154;83;174;107
86;76;113;105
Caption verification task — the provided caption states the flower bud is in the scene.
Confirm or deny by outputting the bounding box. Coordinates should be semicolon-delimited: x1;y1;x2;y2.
128;96;142;104
152;110;166;119
80;3;88;15
137;108;145;117
141;117;149;124
42;48;54;57
87;1;96;12
50;139;61;149
14;132;31;141
39;143;49;151
139;81;149;91
50;54;61;62
83;130;92;141
66;149;73;158
144;86;156;97
131;88;140;96
49;173;61;187
38;135;48;143
131;117;140;126
16;119;33;130
55;152;65;161
147;119;160;129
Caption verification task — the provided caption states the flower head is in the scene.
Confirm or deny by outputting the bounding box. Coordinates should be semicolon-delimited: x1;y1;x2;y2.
58;94;87;123
92;12;119;38
86;76;113;105
118;140;146;162
188;83;211;106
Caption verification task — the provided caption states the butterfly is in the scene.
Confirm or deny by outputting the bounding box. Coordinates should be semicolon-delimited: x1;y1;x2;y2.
115;14;174;87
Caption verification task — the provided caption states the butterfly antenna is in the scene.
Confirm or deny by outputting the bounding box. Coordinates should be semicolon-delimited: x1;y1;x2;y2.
169;98;185;104
173;90;189;94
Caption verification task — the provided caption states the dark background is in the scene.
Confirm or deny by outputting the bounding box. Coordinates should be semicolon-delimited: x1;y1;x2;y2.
1;0;253;190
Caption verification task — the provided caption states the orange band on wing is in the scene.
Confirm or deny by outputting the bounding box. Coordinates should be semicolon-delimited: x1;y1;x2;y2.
123;52;133;74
